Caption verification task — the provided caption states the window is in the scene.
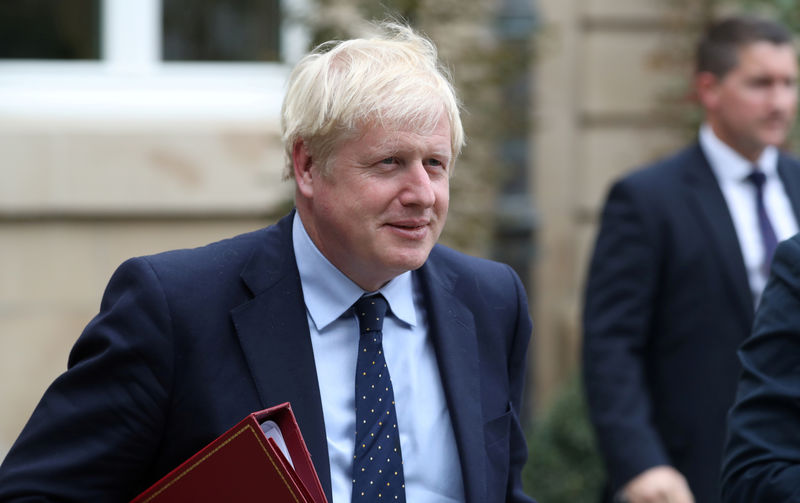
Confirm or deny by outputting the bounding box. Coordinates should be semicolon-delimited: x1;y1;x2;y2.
0;0;101;60
163;0;281;62
0;0;310;123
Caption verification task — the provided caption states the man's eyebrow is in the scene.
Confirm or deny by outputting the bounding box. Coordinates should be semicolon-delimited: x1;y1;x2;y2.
429;149;453;159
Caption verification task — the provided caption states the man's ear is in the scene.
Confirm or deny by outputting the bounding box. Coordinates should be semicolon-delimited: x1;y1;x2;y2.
293;139;314;198
695;71;721;111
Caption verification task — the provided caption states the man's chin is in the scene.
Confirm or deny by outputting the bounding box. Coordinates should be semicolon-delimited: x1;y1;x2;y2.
387;247;434;273
759;127;792;147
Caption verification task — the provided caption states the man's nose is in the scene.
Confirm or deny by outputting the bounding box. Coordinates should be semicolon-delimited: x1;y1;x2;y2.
770;82;797;111
399;161;436;207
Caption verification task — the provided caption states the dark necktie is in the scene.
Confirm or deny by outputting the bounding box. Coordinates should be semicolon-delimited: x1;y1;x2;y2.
746;169;779;275
352;294;406;502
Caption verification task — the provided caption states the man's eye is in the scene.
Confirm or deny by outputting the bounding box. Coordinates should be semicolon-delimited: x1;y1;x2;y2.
380;157;397;165
749;77;772;88
427;159;448;171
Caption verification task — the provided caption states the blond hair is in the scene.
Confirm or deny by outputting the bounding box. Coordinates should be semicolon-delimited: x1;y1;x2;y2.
281;22;464;178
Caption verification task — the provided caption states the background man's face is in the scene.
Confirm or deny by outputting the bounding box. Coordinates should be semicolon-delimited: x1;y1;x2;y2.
705;41;798;161
303;114;452;291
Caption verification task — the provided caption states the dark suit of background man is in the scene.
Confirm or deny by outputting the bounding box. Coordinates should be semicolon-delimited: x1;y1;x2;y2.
583;15;800;503
721;233;800;502
0;23;534;503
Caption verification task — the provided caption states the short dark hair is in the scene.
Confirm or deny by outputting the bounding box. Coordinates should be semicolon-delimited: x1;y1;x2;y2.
696;15;794;78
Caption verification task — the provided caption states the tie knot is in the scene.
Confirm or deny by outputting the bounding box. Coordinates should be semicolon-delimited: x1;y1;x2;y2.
747;169;767;189
354;294;388;334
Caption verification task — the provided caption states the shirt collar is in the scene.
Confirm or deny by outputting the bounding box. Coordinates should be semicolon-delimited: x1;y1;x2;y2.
377;270;417;328
699;122;779;182
292;212;417;331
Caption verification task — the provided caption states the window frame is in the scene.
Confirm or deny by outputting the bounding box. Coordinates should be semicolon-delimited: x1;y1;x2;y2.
0;0;310;124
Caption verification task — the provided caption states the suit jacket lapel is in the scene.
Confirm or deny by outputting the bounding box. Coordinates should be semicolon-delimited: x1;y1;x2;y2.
682;144;754;322
417;254;486;503
777;153;800;224
229;213;333;501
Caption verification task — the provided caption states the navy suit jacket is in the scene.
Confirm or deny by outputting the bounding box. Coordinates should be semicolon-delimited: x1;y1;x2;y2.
582;144;800;503
0;212;534;503
721;233;800;502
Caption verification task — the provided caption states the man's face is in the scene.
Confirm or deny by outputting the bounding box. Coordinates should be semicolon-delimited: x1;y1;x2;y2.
297;114;452;291
702;41;798;161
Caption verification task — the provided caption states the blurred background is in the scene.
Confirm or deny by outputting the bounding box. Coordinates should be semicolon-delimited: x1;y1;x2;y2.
0;0;796;500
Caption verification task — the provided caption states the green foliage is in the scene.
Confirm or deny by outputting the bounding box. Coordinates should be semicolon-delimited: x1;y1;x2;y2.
732;0;800;32
523;376;604;503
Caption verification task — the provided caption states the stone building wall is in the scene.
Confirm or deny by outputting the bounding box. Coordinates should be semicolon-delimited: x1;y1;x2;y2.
531;0;707;406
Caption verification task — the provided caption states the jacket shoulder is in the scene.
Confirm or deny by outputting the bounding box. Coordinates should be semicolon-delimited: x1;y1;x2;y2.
618;143;705;189
139;227;271;277
137;213;292;276
779;150;800;166
426;244;524;296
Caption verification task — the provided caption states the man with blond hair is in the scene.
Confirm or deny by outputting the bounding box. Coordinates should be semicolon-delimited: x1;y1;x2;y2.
0;23;534;502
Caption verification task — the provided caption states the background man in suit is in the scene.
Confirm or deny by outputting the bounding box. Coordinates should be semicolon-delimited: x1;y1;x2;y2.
582;15;800;503
0;23;534;502
721;232;800;502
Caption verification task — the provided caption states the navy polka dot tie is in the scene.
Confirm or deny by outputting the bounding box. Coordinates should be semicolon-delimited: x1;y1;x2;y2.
352;294;406;502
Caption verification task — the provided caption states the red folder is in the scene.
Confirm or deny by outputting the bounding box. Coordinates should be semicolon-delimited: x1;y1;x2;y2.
131;402;328;503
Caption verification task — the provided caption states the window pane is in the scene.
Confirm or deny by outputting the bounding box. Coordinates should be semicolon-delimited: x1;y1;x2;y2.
162;0;281;62
0;0;101;59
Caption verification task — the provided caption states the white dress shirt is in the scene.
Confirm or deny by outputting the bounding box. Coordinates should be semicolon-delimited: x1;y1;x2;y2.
700;123;798;307
292;212;465;503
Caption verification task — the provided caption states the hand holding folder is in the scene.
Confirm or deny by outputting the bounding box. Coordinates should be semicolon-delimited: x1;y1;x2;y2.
131;402;327;503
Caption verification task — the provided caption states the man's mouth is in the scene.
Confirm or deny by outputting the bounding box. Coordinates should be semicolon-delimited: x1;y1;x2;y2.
385;219;431;238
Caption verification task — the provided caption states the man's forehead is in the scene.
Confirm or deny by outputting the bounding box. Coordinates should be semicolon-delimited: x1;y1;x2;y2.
735;41;797;66
357;116;451;144
714;42;797;83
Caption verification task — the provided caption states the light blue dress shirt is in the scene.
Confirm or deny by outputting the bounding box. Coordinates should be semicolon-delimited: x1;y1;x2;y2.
292;213;465;503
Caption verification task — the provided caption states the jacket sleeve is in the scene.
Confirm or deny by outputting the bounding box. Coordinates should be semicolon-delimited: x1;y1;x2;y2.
0;257;174;502
721;235;800;503
582;179;671;493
